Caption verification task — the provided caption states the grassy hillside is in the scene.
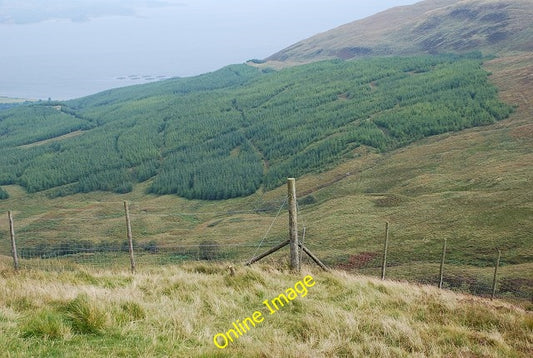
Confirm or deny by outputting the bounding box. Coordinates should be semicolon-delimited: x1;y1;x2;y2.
266;0;533;64
0;259;531;357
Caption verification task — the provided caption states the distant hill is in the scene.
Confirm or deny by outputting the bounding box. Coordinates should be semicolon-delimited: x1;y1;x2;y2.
266;0;533;63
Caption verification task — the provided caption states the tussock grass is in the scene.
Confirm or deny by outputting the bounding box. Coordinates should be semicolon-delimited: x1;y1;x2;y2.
0;260;531;357
20;309;71;339
63;294;109;335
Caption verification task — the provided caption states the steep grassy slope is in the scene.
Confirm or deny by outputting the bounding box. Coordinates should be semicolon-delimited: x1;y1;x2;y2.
266;0;533;64
0;259;531;357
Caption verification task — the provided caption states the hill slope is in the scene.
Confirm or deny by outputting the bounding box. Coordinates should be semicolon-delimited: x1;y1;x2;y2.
0;0;531;302
0;260;531;357
266;0;533;63
0;54;512;200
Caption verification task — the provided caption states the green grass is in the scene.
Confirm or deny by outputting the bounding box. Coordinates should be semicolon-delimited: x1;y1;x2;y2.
21;309;71;339
0;259;531;357
63;294;110;335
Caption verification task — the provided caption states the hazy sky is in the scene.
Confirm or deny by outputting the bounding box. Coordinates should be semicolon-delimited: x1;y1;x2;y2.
0;0;420;100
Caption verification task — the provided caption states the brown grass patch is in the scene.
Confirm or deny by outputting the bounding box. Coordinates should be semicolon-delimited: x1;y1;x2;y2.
510;124;533;139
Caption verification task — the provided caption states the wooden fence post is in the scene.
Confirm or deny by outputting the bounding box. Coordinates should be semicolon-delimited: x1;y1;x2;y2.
123;201;136;273
8;211;19;271
381;222;389;280
288;178;300;271
439;238;447;289
491;249;501;300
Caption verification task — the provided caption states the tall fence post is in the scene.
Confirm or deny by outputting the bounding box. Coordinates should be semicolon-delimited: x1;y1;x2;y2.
8;211;19;271
439;238;447;289
287;178;300;271
381;221;389;280
491;249;501;300
123;201;136;273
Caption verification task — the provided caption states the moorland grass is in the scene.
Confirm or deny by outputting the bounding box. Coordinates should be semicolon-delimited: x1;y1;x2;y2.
0;259;531;357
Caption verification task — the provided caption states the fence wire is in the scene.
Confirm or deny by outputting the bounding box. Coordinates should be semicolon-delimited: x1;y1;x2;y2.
1;199;531;303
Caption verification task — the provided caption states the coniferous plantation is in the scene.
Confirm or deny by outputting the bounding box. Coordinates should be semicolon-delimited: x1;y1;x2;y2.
0;54;512;200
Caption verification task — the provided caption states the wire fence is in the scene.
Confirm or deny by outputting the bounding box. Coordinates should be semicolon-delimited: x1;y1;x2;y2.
1;198;532;303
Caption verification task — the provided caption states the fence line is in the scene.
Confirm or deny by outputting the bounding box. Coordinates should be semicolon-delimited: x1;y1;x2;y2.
2;202;531;302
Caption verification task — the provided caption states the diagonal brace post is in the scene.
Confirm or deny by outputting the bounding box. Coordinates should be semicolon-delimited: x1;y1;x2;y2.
245;239;290;266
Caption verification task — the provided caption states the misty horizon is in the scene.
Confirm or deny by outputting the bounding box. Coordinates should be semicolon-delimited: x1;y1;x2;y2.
1;0;419;100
